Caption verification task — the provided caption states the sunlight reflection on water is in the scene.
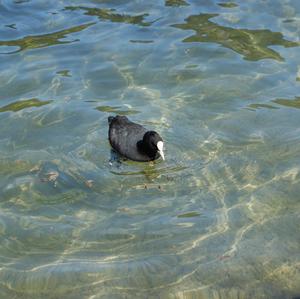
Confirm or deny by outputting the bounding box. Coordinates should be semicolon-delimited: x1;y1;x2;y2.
0;0;300;298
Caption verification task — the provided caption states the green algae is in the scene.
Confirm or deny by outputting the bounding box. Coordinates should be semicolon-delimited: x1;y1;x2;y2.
95;105;140;115
165;0;189;7
177;211;201;218
273;97;300;109
247;103;279;111
0;23;94;54
218;2;238;8
65;6;152;27
0;99;52;113
173;13;299;61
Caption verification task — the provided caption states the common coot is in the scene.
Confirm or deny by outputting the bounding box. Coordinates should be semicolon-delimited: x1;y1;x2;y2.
108;115;165;162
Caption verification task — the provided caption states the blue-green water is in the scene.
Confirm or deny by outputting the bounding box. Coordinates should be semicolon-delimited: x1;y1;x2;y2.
1;0;300;298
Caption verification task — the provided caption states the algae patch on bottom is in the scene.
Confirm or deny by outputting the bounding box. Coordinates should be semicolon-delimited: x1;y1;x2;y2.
0;98;52;112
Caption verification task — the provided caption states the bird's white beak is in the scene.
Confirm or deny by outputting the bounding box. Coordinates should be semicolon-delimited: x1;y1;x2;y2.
157;141;165;161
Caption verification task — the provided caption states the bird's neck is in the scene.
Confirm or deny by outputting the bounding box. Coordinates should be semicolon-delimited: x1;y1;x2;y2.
137;140;146;153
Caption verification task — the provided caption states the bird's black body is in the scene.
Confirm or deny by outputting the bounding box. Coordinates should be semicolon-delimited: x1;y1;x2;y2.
108;115;163;162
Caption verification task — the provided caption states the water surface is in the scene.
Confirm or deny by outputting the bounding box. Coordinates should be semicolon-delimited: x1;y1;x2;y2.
0;0;300;298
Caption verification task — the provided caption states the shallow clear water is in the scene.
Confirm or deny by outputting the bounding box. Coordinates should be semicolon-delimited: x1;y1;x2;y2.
0;0;300;298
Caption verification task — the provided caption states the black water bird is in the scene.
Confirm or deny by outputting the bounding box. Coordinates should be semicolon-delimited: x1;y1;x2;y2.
108;115;165;162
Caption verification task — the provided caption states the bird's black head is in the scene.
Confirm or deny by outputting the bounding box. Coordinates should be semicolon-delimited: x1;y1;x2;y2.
138;131;165;160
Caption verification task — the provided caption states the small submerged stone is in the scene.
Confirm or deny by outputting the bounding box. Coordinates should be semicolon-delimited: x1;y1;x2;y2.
41;171;59;183
85;180;94;188
30;165;40;173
